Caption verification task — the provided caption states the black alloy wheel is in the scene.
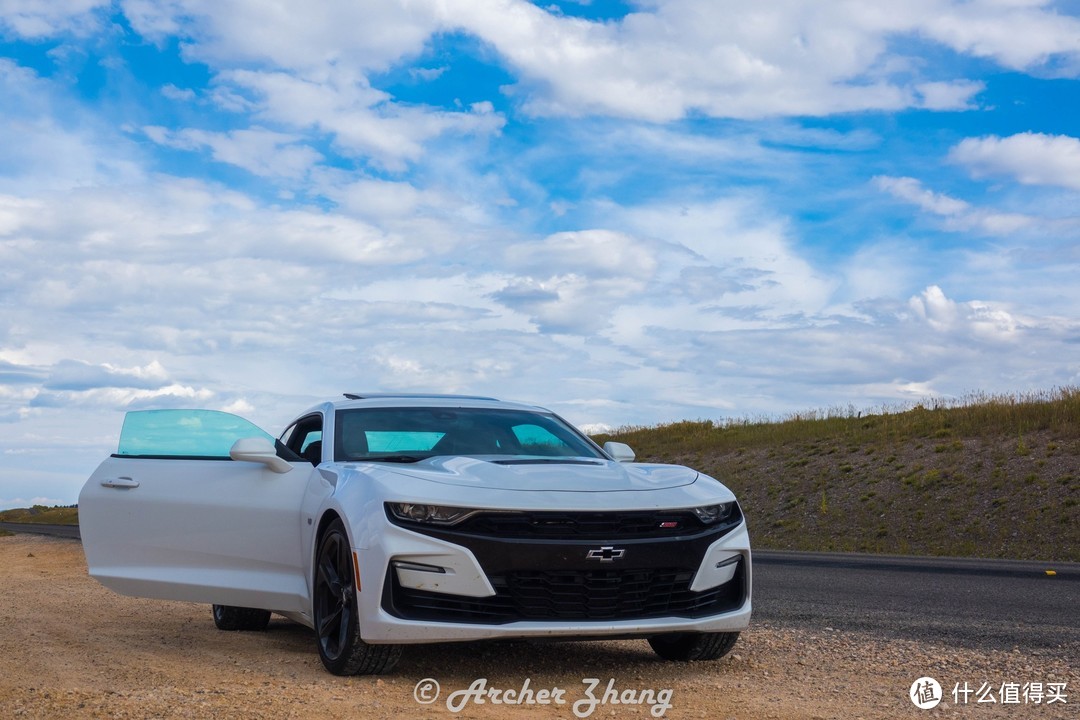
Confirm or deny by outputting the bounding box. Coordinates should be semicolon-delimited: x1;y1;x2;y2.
313;519;401;675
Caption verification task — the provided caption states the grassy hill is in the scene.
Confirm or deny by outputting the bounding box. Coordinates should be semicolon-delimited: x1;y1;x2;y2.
0;505;79;525
594;389;1080;562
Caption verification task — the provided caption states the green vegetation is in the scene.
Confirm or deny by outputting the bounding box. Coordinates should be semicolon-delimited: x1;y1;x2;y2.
0;528;13;537
0;505;79;525
594;388;1080;562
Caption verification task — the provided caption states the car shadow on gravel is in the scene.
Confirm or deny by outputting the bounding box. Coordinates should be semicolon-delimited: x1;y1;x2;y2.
243;617;732;680
395;638;671;677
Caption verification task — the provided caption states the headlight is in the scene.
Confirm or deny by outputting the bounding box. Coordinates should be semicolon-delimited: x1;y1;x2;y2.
691;503;736;524
387;502;478;526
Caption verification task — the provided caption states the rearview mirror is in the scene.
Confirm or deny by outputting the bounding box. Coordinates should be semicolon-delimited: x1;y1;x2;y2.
229;437;294;474
603;441;636;463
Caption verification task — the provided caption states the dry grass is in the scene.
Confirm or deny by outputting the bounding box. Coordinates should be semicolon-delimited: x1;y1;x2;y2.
594;388;1080;562
0;505;79;525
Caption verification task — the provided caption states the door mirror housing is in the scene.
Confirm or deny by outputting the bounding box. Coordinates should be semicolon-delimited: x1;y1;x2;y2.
603;441;636;463
230;437;294;474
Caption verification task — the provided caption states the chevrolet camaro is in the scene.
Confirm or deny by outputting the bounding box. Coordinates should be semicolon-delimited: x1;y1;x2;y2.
79;393;752;675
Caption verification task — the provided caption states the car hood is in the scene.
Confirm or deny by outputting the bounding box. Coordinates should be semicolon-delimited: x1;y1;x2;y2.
379;456;698;492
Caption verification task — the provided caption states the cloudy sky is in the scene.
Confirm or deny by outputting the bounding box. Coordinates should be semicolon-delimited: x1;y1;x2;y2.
2;0;1079;508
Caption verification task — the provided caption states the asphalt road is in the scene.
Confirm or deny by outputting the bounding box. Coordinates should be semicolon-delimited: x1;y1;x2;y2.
0;522;82;539
754;550;1079;655
4;522;1076;655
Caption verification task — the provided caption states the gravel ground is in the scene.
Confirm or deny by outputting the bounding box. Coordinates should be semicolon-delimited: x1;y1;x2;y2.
0;535;1074;719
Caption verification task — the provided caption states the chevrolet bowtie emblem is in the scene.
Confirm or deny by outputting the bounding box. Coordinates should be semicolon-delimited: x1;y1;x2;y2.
586;546;626;562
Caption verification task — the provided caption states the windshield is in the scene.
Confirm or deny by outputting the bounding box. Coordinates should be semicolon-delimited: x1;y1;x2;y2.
333;407;604;462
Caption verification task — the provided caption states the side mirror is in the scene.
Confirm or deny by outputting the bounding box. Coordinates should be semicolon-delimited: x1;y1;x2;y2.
603;441;636;463
230;437;294;474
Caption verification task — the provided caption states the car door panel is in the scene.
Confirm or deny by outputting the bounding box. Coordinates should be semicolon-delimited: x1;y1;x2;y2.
80;410;316;613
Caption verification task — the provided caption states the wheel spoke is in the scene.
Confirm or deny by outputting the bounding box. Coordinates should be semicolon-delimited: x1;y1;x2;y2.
336;603;350;650
319;604;343;637
318;555;341;594
338;541;352;585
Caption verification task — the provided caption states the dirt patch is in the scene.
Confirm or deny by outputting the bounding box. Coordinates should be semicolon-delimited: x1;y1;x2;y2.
0;535;1074;719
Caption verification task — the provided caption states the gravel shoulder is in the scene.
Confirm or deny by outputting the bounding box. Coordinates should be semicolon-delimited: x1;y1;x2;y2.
1;535;1074;719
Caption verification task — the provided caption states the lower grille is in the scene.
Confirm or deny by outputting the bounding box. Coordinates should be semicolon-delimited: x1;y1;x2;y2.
386;561;745;624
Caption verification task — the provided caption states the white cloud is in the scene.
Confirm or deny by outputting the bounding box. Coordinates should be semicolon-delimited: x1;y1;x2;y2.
440;0;1070;120
874;175;969;216
918;0;1080;72
31;384;216;410
483;201;837;338
409;66;448;82
505;230;658;280
43;359;170;391
915;80;985;110
0;0;107;38
160;83;197;101
327;178;450;220
908;285;1024;342
119;3;503;171
873;175;1036;235
616;198;836;317
144;126;323;178
1;178;427;272
908;285;959;331
121;0;439;71
217;68;505;171
950;133;1080;191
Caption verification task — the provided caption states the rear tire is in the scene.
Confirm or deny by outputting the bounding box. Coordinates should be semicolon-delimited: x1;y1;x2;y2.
212;605;271;631
648;631;740;661
314;519;401;675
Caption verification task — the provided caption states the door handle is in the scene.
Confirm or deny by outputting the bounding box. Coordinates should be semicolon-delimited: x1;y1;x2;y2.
100;477;140;489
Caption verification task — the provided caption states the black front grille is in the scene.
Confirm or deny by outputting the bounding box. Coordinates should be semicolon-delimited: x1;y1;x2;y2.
448;507;741;539
386;561;745;624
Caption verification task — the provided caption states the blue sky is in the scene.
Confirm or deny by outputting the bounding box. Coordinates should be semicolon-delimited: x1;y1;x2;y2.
2;0;1079;508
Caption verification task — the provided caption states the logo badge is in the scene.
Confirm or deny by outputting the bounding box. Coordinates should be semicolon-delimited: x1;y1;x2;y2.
586;546;626;562
909;677;942;709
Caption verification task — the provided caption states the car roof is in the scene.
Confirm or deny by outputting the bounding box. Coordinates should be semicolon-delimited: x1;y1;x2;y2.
328;393;551;413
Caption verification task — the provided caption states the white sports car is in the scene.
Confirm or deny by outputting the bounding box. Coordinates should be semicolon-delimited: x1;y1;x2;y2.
79;393;752;675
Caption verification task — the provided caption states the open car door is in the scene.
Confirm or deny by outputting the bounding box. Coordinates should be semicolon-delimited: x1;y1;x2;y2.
79;409;314;614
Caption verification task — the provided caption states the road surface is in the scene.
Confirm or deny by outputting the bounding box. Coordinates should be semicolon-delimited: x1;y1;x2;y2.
0;522;81;540
754;550;1078;654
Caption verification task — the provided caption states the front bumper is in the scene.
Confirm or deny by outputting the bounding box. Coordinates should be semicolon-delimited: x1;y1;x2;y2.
352;510;752;644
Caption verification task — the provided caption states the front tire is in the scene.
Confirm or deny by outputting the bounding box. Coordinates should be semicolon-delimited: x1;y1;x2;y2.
648;631;740;661
314;519;401;675
212;605;271;631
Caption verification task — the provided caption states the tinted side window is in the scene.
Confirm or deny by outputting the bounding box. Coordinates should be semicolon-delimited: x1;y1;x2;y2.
116;410;273;458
